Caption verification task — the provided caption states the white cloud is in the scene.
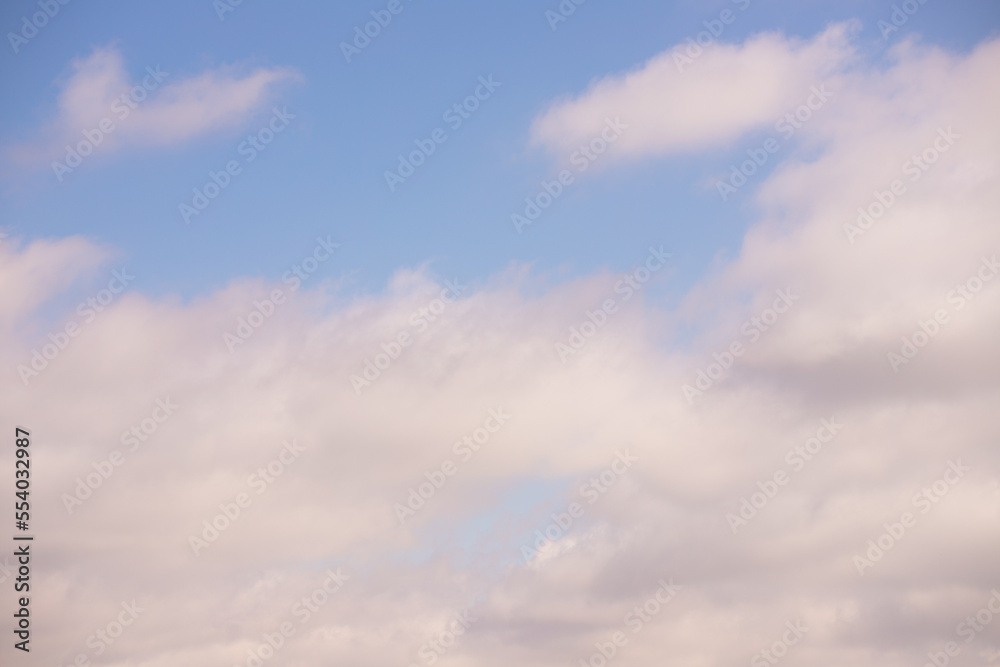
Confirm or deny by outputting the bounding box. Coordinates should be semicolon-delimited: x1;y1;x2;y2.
8;46;299;168
0;235;111;332
530;22;858;160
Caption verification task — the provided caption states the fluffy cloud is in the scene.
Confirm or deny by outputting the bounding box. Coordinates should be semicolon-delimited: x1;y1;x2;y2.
8;46;298;169
530;22;858;160
0;235;111;332
2;26;1000;667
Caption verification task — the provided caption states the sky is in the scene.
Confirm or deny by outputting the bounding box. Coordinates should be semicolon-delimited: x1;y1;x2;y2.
2;0;1000;666
0;0;995;300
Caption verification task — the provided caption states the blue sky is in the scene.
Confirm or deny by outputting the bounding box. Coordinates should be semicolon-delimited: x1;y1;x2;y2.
3;0;997;304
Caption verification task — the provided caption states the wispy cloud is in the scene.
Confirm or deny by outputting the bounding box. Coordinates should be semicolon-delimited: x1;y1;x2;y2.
7;46;300;171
